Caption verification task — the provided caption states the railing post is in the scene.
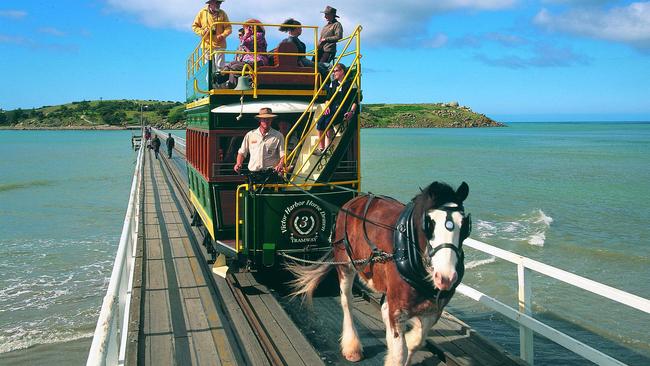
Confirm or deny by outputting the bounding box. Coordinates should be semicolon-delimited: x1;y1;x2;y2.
518;262;534;365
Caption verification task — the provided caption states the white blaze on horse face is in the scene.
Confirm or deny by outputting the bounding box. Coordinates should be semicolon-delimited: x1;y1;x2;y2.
427;204;463;290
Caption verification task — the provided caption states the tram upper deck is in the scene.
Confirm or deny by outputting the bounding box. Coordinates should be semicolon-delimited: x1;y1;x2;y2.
184;20;363;186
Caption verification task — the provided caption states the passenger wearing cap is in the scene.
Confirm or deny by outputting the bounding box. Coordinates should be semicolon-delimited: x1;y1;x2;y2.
316;6;343;64
192;0;232;71
234;108;285;173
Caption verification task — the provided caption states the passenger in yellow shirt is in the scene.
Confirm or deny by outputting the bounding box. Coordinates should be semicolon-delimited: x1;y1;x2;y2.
192;0;232;71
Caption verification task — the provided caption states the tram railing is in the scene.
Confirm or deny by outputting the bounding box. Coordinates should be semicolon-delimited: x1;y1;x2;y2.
457;238;650;366
87;133;145;366
284;26;362;182
187;21;321;99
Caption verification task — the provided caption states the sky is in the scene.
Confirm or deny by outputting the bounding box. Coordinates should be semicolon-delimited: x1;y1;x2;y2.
1;0;649;121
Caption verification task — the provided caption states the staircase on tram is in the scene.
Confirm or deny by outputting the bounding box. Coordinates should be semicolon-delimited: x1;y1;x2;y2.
289;97;358;186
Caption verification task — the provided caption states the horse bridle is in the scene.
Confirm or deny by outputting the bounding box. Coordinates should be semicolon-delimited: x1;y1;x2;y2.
423;205;472;261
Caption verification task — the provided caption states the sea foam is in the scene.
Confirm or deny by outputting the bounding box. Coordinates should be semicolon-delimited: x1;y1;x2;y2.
476;209;553;247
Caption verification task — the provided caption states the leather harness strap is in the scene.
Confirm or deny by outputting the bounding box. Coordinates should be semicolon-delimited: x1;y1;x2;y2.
341;194;392;271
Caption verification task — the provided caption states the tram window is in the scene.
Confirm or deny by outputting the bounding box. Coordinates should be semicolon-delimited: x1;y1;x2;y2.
218;136;243;163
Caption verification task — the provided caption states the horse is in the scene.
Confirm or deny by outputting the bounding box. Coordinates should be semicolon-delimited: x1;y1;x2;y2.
287;181;471;365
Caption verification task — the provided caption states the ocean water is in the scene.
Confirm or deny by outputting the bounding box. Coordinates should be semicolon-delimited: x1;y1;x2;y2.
0;124;648;365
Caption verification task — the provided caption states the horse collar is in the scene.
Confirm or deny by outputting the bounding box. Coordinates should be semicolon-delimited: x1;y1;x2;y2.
393;202;461;299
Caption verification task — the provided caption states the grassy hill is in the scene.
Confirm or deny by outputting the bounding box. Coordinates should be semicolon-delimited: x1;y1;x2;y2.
361;103;504;128
0;100;185;129
0;100;504;129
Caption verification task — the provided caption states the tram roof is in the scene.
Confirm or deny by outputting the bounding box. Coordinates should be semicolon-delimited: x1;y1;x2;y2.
211;100;316;114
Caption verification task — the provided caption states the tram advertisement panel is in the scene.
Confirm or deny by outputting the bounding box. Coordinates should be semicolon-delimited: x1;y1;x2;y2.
256;191;355;249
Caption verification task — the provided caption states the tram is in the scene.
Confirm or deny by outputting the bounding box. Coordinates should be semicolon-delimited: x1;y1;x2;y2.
185;20;363;272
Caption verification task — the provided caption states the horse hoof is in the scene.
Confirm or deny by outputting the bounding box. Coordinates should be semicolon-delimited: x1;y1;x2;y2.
343;351;363;362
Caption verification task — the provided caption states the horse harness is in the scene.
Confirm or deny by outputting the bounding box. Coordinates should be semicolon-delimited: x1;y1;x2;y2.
335;194;472;299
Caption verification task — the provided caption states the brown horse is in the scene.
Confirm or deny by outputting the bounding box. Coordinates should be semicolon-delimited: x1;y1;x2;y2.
287;181;470;365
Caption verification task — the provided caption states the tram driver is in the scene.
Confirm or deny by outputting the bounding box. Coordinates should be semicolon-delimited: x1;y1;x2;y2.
234;107;285;174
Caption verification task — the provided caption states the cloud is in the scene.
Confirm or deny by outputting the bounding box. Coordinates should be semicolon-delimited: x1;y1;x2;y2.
0;10;27;19
0;33;77;53
475;43;590;68
0;34;28;45
421;33;449;48
453;32;527;48
104;0;517;45
39;27;66;37
534;2;650;51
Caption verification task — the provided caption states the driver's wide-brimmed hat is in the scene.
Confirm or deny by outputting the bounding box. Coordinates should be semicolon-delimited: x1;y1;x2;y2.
205;0;224;3
255;108;277;119
321;6;340;17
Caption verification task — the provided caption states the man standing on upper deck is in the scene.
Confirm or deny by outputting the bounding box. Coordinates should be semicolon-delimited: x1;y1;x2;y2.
192;0;232;72
234;108;285;174
316;6;343;65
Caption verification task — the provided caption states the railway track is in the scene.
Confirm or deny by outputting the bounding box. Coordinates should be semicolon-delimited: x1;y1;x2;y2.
154;148;323;365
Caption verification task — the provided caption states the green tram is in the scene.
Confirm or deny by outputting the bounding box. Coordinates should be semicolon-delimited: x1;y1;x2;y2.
185;21;363;271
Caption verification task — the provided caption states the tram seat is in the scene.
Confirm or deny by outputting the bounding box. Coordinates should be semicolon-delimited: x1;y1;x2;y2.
256;41;316;89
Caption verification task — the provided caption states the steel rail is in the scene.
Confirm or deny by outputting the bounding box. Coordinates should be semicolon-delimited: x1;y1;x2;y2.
157;145;290;365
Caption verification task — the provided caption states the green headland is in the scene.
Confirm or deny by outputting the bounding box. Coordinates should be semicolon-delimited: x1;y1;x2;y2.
0;100;505;129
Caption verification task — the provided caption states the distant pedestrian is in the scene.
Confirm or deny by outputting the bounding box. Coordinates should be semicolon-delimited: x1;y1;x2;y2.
166;133;175;158
144;127;151;148
151;135;161;159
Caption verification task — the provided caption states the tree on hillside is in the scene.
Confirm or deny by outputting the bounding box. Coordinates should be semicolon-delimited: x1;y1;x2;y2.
75;100;90;111
101;110;127;125
9;108;25;123
168;106;185;124
0;111;7;125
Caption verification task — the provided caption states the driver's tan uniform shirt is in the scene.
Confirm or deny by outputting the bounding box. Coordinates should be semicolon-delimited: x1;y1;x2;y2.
238;127;285;171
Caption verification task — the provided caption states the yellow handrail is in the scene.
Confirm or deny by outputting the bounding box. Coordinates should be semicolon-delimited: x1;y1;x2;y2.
283;25;363;174
286;61;361;183
187;21;323;97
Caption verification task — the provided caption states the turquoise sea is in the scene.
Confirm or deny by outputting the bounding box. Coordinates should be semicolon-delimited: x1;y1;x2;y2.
0;123;648;365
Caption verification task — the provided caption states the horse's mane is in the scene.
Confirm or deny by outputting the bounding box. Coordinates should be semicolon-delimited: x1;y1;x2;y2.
412;182;459;238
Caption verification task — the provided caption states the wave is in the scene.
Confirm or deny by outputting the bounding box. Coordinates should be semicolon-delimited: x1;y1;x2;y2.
0;326;93;354
466;256;496;269
0;180;55;193
476;209;552;247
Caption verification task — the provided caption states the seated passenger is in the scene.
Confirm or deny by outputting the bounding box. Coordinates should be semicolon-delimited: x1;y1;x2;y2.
279;18;328;81
278;18;314;68
315;63;358;153
218;19;269;88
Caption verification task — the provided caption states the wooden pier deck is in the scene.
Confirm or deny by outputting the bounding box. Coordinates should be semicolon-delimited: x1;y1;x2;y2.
125;146;526;366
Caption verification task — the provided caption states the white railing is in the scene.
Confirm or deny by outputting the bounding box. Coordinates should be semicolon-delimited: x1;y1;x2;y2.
457;238;650;366
87;135;145;366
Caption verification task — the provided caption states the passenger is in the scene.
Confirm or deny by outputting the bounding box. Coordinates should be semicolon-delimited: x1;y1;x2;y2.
151;135;161;160
234;107;285;174
315;6;343;65
166;133;175;159
191;0;232;72
219;19;269;88
279;18;314;68
234;27;245;62
315;63;358;153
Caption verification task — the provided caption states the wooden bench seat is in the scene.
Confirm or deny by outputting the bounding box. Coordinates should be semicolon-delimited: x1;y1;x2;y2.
257;41;317;89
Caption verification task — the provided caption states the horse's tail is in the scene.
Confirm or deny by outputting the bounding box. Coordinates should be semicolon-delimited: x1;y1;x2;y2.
285;249;334;305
